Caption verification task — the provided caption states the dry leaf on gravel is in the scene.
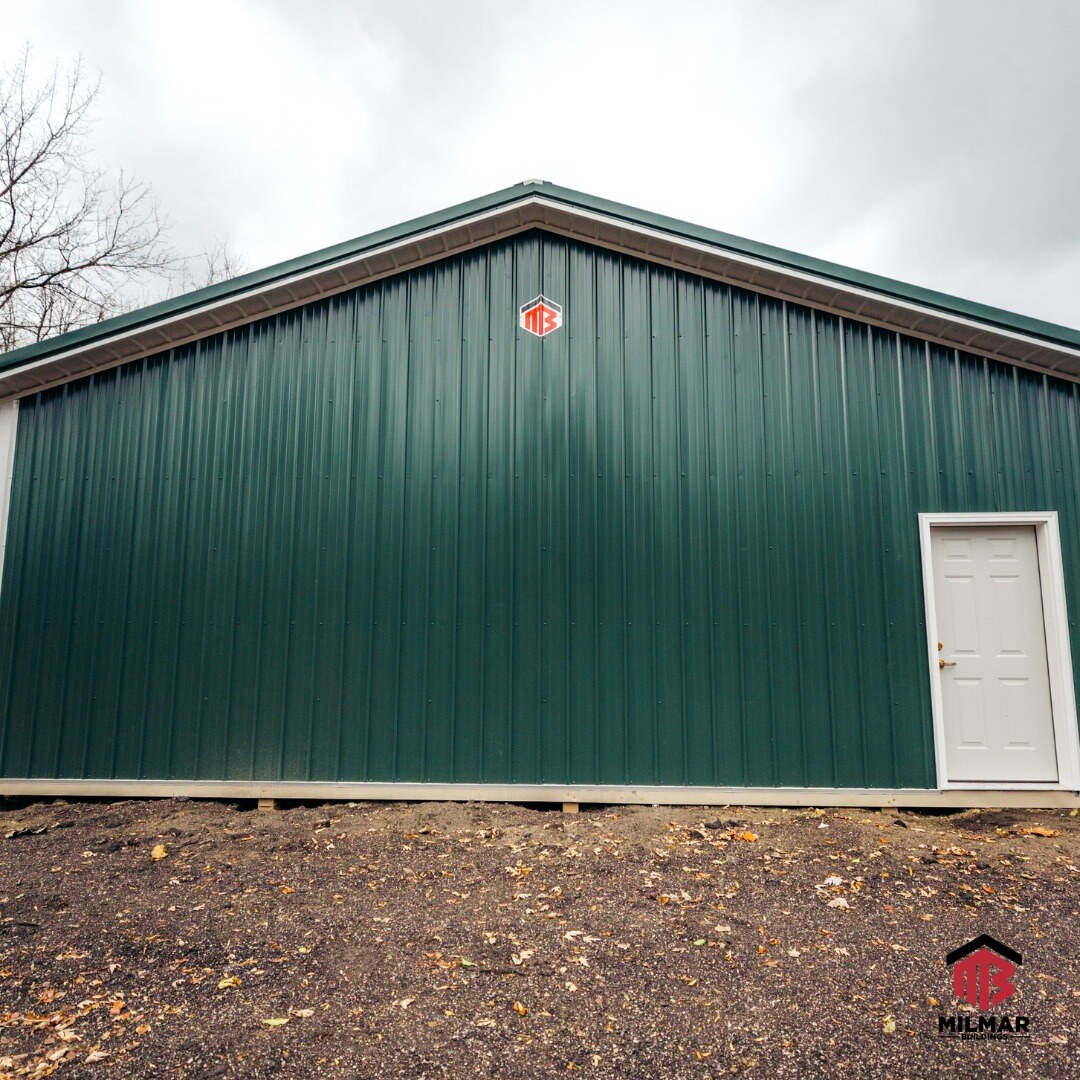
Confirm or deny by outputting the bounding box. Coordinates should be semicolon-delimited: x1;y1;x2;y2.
150;844;168;861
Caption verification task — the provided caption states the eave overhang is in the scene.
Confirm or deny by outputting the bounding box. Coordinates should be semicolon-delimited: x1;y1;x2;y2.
3;181;1080;399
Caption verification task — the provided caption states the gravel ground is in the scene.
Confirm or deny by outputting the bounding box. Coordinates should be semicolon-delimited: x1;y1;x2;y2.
0;797;1077;1079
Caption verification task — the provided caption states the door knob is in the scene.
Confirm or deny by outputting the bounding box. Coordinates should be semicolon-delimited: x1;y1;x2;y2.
939;658;956;669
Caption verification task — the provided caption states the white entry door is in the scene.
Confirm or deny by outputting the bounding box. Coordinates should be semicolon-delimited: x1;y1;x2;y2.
930;525;1059;783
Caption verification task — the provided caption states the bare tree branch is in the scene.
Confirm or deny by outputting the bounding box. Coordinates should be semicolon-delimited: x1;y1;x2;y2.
0;47;177;351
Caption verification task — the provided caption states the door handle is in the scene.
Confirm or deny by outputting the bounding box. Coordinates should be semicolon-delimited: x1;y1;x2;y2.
939;658;956;669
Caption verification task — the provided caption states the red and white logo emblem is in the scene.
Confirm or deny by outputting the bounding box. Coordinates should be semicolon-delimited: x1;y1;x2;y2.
519;295;563;338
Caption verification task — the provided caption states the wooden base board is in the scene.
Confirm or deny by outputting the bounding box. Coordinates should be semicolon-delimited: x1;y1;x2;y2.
0;779;1077;809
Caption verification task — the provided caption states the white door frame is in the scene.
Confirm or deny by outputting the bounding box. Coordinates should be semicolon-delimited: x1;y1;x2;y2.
919;511;1080;791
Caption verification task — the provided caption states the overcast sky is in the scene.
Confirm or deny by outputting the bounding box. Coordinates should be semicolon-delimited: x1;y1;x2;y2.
5;0;1080;326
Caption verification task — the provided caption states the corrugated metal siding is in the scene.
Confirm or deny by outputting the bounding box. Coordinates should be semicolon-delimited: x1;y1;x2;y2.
1;231;1078;787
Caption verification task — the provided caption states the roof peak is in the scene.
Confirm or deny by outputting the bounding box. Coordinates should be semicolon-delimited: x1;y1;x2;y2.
2;181;1079;395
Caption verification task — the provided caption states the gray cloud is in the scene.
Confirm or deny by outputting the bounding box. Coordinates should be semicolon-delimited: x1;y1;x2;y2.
3;0;1078;326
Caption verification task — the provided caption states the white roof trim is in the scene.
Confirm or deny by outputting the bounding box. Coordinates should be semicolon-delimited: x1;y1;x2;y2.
3;194;1079;400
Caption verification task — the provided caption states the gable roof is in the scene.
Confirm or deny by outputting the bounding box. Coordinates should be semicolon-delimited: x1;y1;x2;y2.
2;180;1080;399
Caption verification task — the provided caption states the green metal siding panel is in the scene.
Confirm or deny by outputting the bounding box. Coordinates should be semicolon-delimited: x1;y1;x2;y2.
1;231;1078;788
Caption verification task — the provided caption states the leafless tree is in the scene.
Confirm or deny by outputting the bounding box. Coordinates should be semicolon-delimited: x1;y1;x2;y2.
0;48;176;351
169;236;248;294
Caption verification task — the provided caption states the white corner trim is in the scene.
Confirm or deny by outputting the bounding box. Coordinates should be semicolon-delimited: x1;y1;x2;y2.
918;511;1080;792
0;398;18;592
0;778;1077;808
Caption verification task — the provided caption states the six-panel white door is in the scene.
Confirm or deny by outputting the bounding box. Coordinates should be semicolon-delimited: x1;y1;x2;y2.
931;525;1059;783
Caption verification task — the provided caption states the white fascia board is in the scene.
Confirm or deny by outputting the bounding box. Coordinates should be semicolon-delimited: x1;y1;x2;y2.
3;195;1080;400
535;199;1080;371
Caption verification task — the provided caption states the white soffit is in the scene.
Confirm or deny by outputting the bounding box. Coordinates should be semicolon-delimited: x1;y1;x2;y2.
2;195;1079;400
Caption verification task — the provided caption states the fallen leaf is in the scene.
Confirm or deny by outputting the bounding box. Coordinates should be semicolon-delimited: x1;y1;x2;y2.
218;976;242;990
741;832;758;843
150;844;168;861
1020;827;1059;838
827;897;850;909
262;1018;289;1027
883;1016;896;1034
291;1008;314;1018
86;1049;109;1063
692;939;706;947
513;1001;527;1016
396;998;415;1010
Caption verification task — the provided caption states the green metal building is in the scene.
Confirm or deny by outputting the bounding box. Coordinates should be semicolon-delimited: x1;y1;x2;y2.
0;182;1077;807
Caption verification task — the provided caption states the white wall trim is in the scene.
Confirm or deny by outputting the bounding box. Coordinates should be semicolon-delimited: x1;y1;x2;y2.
0;399;19;593
0;777;1077;808
918;511;1080;793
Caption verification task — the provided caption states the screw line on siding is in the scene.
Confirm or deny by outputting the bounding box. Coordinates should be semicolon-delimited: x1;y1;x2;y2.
362;284;390;782
561;249;571;782
699;285;720;786
36;383;78;777
308;302;336;779
722;288;747;786
808;311;838;785
248;323;277;782
134;360;169;778
392;278;416;782
111;358;156;778
226;326;260;780
781;301;810;787
330;291;358;781
673;275;690;784
589;250;600;784
507;242;518;783
193;337;227;780
836;317;870;785
275;313;306;780
474;252;491;783
868;329;900;786
178;347;207;779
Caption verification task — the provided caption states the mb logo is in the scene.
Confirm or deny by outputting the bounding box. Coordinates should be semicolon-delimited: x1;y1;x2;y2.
519;295;563;338
938;935;1030;1039
947;934;1020;1010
